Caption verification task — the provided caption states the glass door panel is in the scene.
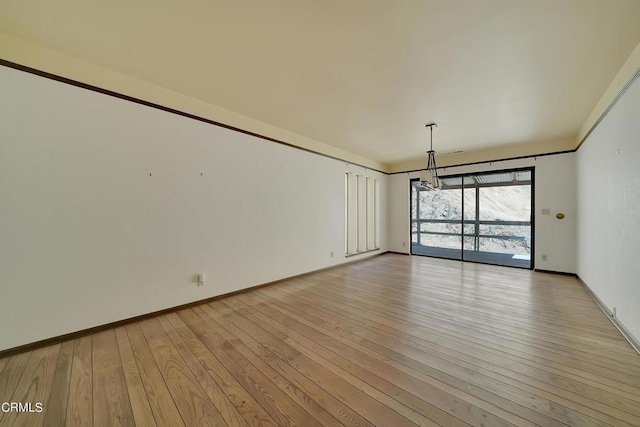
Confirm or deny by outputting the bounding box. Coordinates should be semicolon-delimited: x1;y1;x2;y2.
411;177;462;260
475;183;531;267
462;178;477;254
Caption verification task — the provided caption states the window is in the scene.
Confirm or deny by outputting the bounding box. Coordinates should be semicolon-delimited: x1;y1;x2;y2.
345;172;380;256
345;172;355;254
366;177;374;249
374;178;380;248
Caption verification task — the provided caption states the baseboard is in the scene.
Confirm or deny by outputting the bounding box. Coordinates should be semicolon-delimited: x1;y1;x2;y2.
577;275;640;355
0;251;389;359
387;251;410;255
534;269;576;276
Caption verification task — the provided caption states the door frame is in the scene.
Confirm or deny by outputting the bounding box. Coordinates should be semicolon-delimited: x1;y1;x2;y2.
409;166;535;270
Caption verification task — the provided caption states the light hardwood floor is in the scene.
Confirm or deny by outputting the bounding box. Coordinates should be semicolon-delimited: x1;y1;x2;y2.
1;254;640;426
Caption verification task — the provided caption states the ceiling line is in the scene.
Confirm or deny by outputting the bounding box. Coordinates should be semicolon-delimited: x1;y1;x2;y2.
575;66;640;151
0;58;389;175
389;149;576;175
3;56;636;177
392;64;640;175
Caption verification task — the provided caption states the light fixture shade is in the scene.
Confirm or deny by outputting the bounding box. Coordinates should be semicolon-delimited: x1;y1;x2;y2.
420;170;434;188
420;150;440;189
420;171;440;189
421;123;440;190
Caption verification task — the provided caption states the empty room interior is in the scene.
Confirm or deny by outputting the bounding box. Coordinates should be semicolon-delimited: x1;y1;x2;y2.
2;1;640;426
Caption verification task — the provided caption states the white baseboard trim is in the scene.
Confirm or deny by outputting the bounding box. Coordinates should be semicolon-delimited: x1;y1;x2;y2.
577;275;640;355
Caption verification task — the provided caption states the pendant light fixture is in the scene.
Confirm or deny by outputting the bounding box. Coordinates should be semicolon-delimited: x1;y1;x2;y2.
420;123;440;190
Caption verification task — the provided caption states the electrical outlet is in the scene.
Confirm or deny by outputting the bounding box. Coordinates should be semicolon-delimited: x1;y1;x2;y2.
330;251;334;258
542;254;548;261
612;306;617;318
197;273;205;286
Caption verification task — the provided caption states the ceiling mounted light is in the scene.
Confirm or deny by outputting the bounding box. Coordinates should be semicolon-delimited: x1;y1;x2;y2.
420;123;440;190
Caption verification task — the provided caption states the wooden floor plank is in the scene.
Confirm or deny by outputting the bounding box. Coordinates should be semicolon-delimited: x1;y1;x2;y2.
218;298;382;427
125;323;185;427
1;344;60;427
0;356;10;376
326;268;640;370
65;336;93;427
43;340;75;427
222;295;470;427
92;329;135;427
157;315;247;427
2;254;640;426
201;299;374;426
182;306;322;427
308;267;628;353
293;274;640;406
165;311;279;427
295;267;640;392
138;317;227;427
295;279;640;420
114;326;156;427
0;351;32;425
275;290;635;426
251;290;533;427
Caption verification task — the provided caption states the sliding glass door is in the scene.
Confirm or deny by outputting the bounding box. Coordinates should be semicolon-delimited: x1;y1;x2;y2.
411;168;533;269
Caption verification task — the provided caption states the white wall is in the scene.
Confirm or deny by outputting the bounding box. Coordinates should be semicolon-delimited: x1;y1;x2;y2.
577;74;640;343
388;153;576;273
388;173;412;254
0;65;387;351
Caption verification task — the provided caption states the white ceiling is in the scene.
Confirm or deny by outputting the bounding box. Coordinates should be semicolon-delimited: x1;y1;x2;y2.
1;0;639;165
